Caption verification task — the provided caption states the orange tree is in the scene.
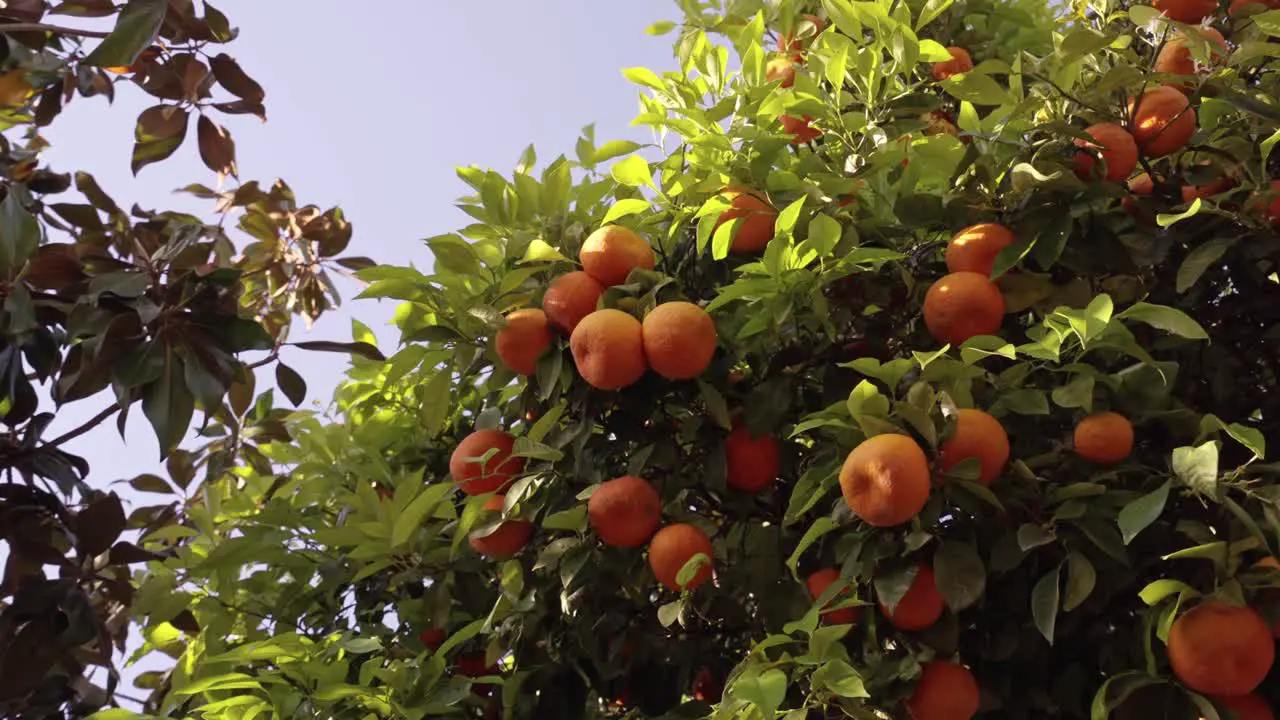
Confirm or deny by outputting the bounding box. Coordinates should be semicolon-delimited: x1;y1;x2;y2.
0;3;375;718
113;0;1280;718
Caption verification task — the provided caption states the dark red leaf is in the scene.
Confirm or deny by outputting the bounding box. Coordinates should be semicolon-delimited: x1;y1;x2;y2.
196;114;237;177
131;104;189;175
275;362;306;406
107;541;161;564
336;256;377;271
210;53;263;102
212;99;265;120
23;243;85;291
290;340;385;362
74;492;125;556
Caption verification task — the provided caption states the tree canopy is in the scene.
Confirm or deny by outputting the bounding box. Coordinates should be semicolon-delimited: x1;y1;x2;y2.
6;0;1280;719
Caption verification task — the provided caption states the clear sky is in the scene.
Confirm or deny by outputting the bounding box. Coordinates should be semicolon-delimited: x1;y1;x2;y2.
29;0;676;703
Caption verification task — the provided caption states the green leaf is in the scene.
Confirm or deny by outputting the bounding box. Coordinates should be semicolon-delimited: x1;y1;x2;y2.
811;660;869;698
1138;578;1198;606
1063;551;1096;612
622;66;665;92
933;541;986;611
420;368;453;437
141;352;195;460
1117;480;1171;545
602;198;650;224
275;363;306;407
998;389;1049;416
1172;442;1219;497
392;483;455;547
735;668;788;717
942;72;1009;105
0;187;41;278
291;340;386;361
1017;523;1055;551
916;0;954;29
1031;564;1061;644
698;380;733;430
594;140;644;164
1156;198;1203;228
83;0;166;67
610;155;654;188
1176;237;1237;294
675;552;711;588
1116;303;1209;340
1051;374;1095;411
786;517;837;580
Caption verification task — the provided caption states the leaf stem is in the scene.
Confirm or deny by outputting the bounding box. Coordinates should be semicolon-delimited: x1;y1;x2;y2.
0;22;112;39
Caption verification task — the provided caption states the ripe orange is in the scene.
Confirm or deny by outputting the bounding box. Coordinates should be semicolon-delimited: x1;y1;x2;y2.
725;423;781;493
923;271;1006;346
450;429;525;496
1180;162;1236;202
418;627;446;650
469;494;534;559
906;660;981;720
922;110;960;138
588;475;662;548
1128;86;1197;158
648;523;714;591
1167;601;1275;696
714;187;778;254
880;562;945;630
806;568;860;625
641;301;718;380
765;57;798;88
1074;123;1139;183
938;408;1010;486
945;223;1015;277
543;271;605;333
780;114;821;145
779;13;825;53
580;225;656;287
1259;180;1280;224
495;308;551;376
1129;173;1155;196
1153;0;1218;23
932;47;973;81
839;433;932;527
1073;412;1134;464
570;309;648;390
1211;693;1276;720
1155;28;1228;90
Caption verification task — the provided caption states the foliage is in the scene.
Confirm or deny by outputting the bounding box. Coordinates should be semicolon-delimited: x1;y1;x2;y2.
81;0;1280;719
0;2;375;717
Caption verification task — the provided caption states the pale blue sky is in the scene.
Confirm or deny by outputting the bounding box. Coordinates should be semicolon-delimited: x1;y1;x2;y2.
42;0;674;483
29;0;675;702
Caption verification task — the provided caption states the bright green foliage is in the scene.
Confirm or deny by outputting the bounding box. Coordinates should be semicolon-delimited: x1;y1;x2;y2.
110;0;1280;719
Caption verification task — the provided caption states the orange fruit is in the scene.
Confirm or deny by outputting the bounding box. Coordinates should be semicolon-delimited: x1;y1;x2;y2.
1211;693;1276;720
780;114;822;145
641;301;718;380
1258;180;1280;224
880;562;945;630
714;187;778;254
725;422;781;493
945;223;1015;277
450;429;525;496
1167;601;1275;696
839;433;932;527
779;13;825;53
932;47;974;81
570;309;648;390
469;495;534;559
1073;412;1134;464
495;308;551;376
1180;166;1235;202
1152;0;1218;23
938;408;1010;486
1128;86;1197;158
648;523;714;591
806;568;860;625
1125;173;1157;222
1074;123;1139;183
922;110;960;137
418;627;446;650
580;225;656;287
1155;28;1228;91
1129;173;1155;196
588;475;662;548
543;271;605;333
765;57;798;88
906;660;981;720
923;271;1006;346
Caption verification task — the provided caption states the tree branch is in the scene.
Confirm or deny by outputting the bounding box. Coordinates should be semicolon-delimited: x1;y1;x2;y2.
0;22;112;39
46;403;121;448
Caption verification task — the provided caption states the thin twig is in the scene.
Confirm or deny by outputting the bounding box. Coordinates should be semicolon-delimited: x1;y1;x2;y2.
0;22;111;39
46;403;121;448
